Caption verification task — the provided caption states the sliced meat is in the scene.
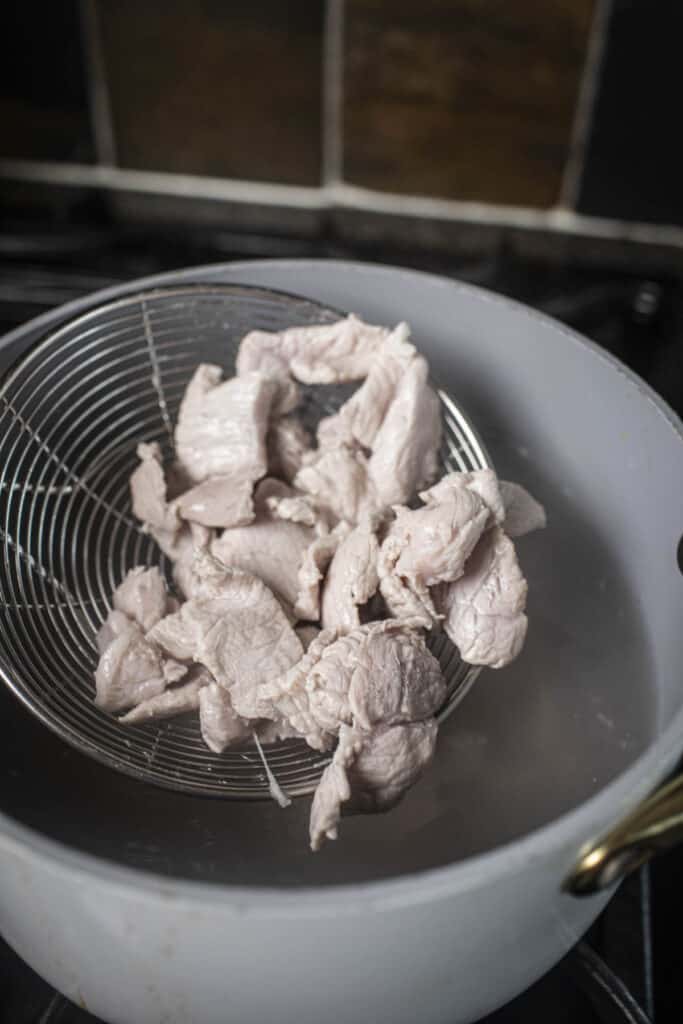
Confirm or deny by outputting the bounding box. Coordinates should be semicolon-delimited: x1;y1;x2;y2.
150;561;303;721
175;364;275;484
310;719;438;850
267;415;313;483
435;525;528;668
266;493;318;528
130;442;180;536
211;478;315;609
421;469;505;526
199;681;252;753
237;314;390;387
500;481;547;538
96;609;133;655
294;444;376;526
260;618;440;752
112;566;171;632
95;619;186;713
119;673;207;724
157;521;214;599
383;491;488;588
368;357;441;507
346;628;445;730
320;517;380;631
173;474;254;529
294;523;350;621
316;323;415;450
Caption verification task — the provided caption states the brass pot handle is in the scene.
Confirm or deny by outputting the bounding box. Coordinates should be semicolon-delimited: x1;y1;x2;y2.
564;771;683;895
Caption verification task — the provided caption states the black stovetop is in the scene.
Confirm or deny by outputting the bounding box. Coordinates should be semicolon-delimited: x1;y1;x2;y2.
0;223;681;1023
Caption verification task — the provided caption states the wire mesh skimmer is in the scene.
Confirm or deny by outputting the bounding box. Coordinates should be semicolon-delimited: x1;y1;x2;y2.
0;283;491;799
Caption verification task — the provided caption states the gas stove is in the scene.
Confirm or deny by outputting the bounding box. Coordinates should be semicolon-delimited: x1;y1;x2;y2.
0;223;681;1023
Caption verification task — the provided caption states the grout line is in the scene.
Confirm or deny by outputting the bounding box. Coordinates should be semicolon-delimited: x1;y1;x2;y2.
322;0;345;185
1;157;682;249
0;159;325;209
558;0;615;209
79;0;117;166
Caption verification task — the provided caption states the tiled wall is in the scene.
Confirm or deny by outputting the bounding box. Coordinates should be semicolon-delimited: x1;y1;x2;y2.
0;0;681;231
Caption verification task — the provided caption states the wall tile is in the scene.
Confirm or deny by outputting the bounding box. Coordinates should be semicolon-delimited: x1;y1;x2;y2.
577;1;683;227
343;0;595;206
96;0;324;186
0;1;94;163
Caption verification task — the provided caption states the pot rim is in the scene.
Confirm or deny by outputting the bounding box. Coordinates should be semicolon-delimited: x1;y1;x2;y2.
1;258;682;913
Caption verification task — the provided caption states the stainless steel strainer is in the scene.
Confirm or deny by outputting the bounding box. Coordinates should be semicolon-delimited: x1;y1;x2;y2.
0;284;491;799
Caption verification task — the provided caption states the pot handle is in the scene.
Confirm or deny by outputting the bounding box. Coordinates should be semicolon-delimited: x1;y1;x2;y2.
564;772;683;895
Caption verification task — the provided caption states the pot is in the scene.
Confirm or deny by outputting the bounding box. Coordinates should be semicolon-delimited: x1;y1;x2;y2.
1;260;682;1024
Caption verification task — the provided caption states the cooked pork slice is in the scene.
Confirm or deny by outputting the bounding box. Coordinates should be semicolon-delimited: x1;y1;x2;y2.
96;609;133;655
95;618;186;713
267;415;313;483
211;479;315;608
436;525;528;668
172;473;255;529
156;520;214;599
259;618;439;752
175;364;275;484
385;489;489;588
421;469;506;525
199;681;252;753
119;672;208;724
309;719;438;851
294;523;351;621
237;314;390;387
149;560;303;721
499;481;547;538
266;493;319;528
130;442;180;535
346;627;445;730
112;566;171;632
368;357;441;507
316;323;415;450
320;517;380;631
294;444;376;525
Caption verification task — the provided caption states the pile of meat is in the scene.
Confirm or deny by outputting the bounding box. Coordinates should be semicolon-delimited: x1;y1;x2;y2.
94;315;545;850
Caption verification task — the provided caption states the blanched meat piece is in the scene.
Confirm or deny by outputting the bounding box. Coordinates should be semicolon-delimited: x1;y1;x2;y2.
95;618;186;713
309;719;438;850
316;323;415;450
173;474;254;529
112;566;171;632
95;609;132;655
294;444;376;526
149;560;303;721
384;490;489;588
237;314;390;387
294;523;350;621
435;525;528;668
119;671;208;724
378;470;512;626
156;521;213;599
267;415;313;483
211;479;315;609
259;619;443;752
198;681;252;753
500;481;547;538
421;469;505;525
368;357;441;507
266;492;318;528
320;517;380;631
130;442;180;536
175;364;275;484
